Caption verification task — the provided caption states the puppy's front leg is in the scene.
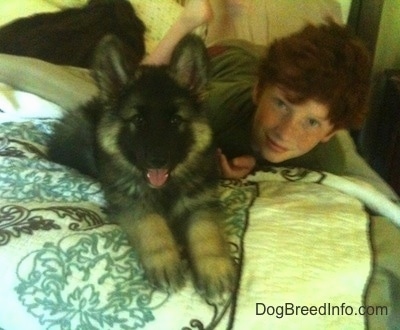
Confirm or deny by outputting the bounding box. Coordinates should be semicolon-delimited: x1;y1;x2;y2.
116;210;185;291
187;210;237;297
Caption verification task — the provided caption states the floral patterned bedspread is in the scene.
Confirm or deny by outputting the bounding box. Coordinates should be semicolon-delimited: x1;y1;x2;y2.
0;119;255;330
0;119;393;329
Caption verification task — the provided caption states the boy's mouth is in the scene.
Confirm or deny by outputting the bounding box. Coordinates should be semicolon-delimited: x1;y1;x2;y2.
265;136;288;153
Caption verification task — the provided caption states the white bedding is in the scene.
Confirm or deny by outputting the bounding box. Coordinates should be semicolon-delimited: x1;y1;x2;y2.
0;118;376;329
0;1;399;329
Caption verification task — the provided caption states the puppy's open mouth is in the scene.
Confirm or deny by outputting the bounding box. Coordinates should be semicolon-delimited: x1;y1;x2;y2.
146;169;170;188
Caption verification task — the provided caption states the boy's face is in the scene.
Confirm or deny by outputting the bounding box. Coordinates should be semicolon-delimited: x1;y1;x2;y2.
251;84;337;163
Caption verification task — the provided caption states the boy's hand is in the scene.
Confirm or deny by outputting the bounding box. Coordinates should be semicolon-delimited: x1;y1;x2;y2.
217;149;256;179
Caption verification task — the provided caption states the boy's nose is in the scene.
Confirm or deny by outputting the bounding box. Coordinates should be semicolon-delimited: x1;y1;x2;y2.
275;116;298;141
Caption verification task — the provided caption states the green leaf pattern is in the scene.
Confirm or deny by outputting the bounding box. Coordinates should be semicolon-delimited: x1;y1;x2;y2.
0;120;257;329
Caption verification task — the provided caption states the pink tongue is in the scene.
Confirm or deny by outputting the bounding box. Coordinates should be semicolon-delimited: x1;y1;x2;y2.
146;169;169;187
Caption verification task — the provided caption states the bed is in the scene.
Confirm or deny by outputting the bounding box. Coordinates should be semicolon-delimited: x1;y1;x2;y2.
0;1;400;329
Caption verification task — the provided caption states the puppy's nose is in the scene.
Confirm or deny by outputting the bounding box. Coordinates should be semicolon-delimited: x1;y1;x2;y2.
147;156;169;169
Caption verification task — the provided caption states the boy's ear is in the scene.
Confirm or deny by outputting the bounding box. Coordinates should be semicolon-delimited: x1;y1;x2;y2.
321;129;338;143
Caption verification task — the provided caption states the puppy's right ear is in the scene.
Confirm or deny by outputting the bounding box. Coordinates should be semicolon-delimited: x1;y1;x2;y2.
169;34;209;97
92;35;140;102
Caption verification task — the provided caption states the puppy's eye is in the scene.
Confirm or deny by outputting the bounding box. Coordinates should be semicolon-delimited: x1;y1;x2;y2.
129;114;145;128
170;114;183;126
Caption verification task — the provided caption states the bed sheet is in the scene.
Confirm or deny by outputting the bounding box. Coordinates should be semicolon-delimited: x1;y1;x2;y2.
0;118;393;329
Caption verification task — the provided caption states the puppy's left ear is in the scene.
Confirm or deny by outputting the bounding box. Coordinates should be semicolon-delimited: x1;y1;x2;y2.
169;34;209;96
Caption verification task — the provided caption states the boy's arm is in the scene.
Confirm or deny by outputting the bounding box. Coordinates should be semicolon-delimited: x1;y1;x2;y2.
0;53;96;110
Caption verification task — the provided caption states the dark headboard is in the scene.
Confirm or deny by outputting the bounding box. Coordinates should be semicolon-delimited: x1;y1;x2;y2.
347;0;384;64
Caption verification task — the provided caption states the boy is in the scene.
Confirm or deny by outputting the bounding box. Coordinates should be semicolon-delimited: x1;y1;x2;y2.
205;21;370;178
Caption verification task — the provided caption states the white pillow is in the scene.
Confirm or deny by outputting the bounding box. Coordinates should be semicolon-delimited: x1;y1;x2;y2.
0;83;63;122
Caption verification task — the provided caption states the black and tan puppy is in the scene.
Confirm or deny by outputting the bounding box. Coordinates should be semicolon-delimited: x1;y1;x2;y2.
48;34;236;297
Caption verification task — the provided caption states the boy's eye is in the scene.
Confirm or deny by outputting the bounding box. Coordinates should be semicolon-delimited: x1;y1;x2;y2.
273;98;288;111
306;118;321;128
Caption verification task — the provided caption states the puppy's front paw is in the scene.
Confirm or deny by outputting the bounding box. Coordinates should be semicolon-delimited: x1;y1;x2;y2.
141;247;186;291
193;254;237;298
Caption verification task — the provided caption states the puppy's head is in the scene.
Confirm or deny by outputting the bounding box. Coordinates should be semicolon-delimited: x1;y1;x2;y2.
93;34;212;188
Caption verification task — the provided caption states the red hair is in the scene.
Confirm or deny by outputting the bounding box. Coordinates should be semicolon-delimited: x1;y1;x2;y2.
257;21;371;129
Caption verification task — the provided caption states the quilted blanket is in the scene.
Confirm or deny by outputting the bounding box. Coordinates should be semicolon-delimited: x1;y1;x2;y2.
0;118;397;329
1;1;399;328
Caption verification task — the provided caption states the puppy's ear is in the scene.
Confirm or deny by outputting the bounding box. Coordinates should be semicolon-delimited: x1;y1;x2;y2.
92;34;140;101
169;34;209;96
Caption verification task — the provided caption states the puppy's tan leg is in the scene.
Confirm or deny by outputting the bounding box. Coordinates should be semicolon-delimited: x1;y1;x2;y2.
118;212;185;291
187;211;236;297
